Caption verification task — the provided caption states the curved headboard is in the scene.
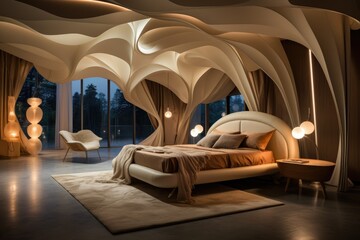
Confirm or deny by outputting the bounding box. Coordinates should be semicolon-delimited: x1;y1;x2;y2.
207;111;299;160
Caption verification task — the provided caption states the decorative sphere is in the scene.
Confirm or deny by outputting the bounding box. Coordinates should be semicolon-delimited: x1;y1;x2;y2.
27;123;43;138
300;121;315;135
164;109;172;118
27;138;42;155
292;127;305;139
26;106;43;124
190;129;199;137
27;97;42;107
195;124;204;134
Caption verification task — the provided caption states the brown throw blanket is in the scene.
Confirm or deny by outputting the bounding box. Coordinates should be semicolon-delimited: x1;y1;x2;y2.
110;144;208;203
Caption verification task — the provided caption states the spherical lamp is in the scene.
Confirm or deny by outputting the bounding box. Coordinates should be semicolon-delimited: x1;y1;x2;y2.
164;107;172;118
194;124;203;134
190;129;199;137
26;97;43;155
300;121;315;135
292;126;305;139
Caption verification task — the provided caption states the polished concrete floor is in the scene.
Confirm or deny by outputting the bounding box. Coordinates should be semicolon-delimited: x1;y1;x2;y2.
1;148;359;240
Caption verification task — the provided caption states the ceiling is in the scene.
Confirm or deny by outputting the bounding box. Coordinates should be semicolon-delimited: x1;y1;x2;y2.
0;0;359;125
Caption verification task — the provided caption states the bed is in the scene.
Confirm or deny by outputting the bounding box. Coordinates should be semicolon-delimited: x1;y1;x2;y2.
127;111;299;188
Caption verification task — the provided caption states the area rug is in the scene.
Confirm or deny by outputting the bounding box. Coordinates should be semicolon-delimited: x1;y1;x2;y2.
52;171;283;234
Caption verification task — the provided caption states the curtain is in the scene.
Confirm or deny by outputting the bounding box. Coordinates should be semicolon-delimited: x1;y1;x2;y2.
55;82;73;149
146;80;187;145
248;69;291;124
0;50;33;154
127;80;164;146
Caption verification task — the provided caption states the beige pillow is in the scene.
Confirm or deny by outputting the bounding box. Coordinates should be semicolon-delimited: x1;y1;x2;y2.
212;134;247;149
242;130;275;150
196;134;221;148
210;129;240;135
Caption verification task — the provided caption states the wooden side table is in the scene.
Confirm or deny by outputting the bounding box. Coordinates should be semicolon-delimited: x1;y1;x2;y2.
276;158;335;198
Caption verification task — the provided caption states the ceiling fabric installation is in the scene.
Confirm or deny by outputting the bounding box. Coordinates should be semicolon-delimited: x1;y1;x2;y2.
0;0;359;186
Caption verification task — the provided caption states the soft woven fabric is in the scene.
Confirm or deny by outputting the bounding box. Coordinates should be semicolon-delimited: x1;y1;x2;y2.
212;134;247;149
196;134;221;148
52;171;283;234
106;145;208;203
242;130;275;150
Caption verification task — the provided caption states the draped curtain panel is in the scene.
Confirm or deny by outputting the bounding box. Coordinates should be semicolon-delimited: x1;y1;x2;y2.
0;50;33;154
248;69;291;126
55;82;73;149
348;29;360;182
146;80;187;145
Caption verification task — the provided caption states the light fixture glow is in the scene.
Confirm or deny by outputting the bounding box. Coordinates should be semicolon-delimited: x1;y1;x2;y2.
4;96;20;141
292;127;305;139
164;107;172;118
300;121;315;135
26;97;43;155
190;129;199;137
194;124;203;134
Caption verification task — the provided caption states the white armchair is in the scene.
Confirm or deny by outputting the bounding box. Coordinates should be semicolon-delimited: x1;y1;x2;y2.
59;130;102;162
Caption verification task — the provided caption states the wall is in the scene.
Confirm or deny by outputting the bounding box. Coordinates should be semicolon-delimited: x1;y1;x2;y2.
348;29;360;182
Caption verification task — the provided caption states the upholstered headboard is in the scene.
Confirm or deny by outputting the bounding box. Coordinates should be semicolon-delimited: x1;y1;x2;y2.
207;111;299;160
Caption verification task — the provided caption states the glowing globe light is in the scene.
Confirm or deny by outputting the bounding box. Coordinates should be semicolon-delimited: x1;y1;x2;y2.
26;97;43;155
194;124;203;134
190;128;199;137
292;127;305;139
300;121;315;135
164;107;172;118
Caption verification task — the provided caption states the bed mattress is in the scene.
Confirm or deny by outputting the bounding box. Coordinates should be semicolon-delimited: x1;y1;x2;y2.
133;144;275;173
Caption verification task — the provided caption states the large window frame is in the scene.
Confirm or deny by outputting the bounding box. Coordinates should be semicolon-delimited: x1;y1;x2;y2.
73;78;153;148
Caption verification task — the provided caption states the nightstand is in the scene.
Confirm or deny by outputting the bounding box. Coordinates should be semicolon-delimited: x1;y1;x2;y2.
276;158;335;198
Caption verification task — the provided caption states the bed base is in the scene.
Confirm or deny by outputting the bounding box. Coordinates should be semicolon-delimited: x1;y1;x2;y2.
129;163;279;188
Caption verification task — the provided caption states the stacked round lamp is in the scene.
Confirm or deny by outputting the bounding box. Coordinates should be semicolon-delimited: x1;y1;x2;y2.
26;97;43;155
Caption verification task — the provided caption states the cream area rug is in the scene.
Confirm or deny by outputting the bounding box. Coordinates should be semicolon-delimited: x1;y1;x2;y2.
52;171;283;234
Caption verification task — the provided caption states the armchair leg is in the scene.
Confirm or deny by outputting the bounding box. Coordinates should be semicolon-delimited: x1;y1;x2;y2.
63;148;70;162
97;149;101;161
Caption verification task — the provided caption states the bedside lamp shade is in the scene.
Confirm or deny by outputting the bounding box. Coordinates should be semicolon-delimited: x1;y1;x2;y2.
291;126;305;139
4;96;20;141
300;121;315;134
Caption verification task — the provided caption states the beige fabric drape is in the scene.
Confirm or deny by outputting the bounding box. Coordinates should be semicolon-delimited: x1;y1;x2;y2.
146;80;187;145
0;50;33;154
55;82;73;149
248;69;290;125
128;80;164;146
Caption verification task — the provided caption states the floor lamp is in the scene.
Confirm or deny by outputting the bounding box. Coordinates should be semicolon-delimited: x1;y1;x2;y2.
292;120;319;159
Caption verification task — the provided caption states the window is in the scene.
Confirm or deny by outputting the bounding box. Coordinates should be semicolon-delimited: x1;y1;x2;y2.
110;82;134;146
189;91;246;138
16;68;56;149
208;98;226;126
83;78;108;147
73;78;153;147
229;94;245;113
136;107;154;144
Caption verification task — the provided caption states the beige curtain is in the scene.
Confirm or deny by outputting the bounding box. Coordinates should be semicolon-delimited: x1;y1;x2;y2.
0;50;33;154
248;69;291;124
128;80;164;146
146;80;187;145
55;82;73;149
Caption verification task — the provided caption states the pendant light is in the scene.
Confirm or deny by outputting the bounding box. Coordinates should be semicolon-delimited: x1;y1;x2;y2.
164;72;172;118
